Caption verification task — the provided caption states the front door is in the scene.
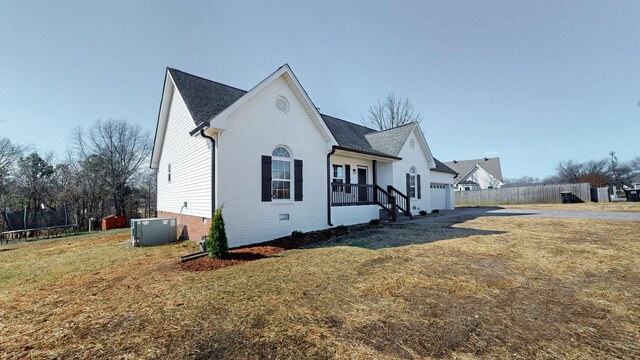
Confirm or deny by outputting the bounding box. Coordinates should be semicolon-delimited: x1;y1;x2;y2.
357;168;368;202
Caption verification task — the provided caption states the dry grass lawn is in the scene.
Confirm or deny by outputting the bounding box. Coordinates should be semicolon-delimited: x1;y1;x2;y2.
500;201;640;212
1;215;639;359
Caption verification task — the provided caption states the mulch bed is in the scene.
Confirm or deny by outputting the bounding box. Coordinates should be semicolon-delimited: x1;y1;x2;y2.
178;226;362;272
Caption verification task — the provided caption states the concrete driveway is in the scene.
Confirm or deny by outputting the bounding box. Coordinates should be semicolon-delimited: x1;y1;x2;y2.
415;207;640;222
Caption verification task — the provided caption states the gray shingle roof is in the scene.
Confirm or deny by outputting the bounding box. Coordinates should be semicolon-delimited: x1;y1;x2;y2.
365;123;416;157
443;158;503;182
432;158;458;175
320;115;418;158
167;67;428;161
320;114;384;155
168;68;247;125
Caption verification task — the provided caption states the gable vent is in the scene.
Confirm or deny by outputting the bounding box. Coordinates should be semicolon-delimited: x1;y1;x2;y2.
275;96;289;113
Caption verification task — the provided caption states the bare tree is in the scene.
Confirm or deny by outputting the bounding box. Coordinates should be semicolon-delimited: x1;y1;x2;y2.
13;152;57;225
0;137;24;176
607;151;637;189
551;159;609;187
0;137;24;208
579;159;610;187
134;168;157;218
630;156;640;175
554;160;583;183
504;176;541;185
73;118;151;219
361;93;423;130
54;157;109;230
551;154;636;188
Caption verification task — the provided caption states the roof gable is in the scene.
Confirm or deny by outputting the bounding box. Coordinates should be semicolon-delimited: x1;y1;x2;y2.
321;116;435;162
432;158;458;175
444;157;503;182
365;123;416;157
167;68;247;126
455;163;504;187
203;65;336;144
152;65;444;166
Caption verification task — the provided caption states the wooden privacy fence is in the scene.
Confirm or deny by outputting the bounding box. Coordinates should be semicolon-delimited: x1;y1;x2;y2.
455;183;602;206
590;187;610;203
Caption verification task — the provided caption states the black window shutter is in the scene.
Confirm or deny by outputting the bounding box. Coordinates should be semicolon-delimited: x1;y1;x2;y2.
345;165;351;193
406;173;410;195
417;174;421;199
261;156;272;202
294;159;303;201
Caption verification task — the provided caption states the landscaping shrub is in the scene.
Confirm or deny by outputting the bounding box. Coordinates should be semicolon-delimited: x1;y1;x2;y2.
419;210;427;216
368;219;380;226
431;209;440;214
336;225;348;232
291;230;305;239
207;207;228;258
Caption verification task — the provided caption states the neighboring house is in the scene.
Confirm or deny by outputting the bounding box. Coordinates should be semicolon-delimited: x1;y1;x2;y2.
632;174;640;190
151;64;455;247
443;157;504;191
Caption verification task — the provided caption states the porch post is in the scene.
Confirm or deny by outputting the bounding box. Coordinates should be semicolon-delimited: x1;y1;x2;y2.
390;196;397;222
372;160;377;186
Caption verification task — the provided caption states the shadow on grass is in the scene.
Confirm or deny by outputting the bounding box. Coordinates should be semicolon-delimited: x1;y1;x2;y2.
445;206;538;218
312;221;505;250
309;207;526;250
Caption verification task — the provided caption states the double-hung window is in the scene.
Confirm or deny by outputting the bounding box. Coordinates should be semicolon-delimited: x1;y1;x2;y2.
271;147;291;200
409;166;417;198
332;164;344;191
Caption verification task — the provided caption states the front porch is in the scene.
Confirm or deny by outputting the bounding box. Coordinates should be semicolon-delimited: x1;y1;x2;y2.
330;183;410;221
329;150;412;222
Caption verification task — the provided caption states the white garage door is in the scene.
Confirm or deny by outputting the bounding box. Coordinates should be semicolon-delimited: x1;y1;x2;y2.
430;183;448;210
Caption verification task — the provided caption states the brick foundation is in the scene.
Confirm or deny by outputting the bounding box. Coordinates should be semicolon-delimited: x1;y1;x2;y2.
157;211;210;242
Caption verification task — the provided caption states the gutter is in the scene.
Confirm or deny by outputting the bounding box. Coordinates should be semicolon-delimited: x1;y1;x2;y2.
326;147;337;226
190;121;209;136
200;128;216;215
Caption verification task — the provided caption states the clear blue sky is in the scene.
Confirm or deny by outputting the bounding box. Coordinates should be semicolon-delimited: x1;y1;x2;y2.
1;1;638;179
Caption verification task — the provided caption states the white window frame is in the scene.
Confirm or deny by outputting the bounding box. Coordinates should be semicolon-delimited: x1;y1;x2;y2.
332;164;344;191
409;166;417;199
271;146;292;201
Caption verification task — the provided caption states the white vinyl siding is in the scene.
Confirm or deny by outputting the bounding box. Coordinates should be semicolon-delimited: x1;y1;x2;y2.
157;89;212;218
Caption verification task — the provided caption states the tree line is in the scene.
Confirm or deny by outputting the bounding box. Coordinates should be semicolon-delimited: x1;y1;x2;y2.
505;152;640;189
0;118;155;232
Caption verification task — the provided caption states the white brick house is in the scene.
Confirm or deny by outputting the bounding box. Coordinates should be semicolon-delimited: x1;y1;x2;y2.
151;65;456;247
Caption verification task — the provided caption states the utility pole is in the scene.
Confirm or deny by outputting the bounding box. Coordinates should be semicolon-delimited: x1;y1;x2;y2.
610;151;619;198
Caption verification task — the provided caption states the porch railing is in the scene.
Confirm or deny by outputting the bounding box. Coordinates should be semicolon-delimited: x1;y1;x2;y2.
331;183;376;206
387;185;411;216
331;183;399;222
